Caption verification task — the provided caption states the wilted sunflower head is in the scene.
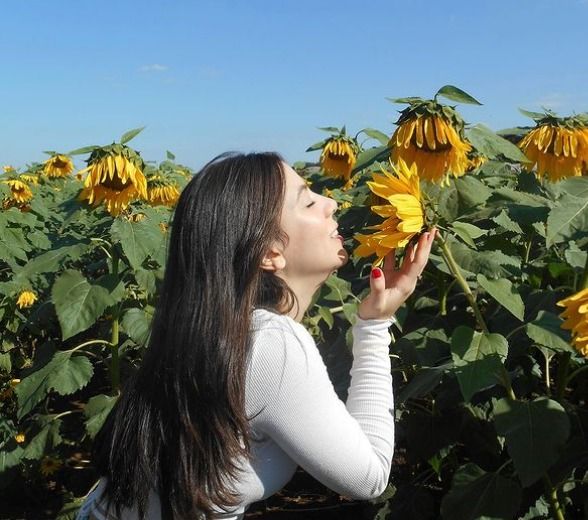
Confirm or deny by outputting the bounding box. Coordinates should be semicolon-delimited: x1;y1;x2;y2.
44;154;74;178
78;144;148;216
39;456;63;477
16;290;37;309
320;136;358;182
390;100;472;185
354;159;425;266
147;176;181;207
557;287;588;357
2;178;33;206
519;111;588;182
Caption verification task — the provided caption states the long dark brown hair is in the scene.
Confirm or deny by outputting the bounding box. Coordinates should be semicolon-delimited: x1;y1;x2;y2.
93;152;296;518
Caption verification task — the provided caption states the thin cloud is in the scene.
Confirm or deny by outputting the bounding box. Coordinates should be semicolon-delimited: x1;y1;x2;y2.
139;64;168;73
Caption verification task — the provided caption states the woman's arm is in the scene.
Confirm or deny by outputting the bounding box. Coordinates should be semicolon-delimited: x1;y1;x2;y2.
247;314;394;500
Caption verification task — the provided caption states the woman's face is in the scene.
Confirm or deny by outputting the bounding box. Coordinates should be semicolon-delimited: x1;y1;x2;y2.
277;163;348;281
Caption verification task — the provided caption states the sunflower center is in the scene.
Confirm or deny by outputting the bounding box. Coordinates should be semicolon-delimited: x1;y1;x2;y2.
53;158;68;168
102;171;132;191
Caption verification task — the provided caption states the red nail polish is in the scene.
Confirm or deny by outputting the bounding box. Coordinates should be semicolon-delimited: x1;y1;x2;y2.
371;267;382;279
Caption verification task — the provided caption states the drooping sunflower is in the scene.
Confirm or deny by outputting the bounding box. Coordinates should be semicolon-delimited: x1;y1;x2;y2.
16;290;37;309
320;136;358;183
354;159;425;266
2;179;33;206
78;145;148;216
390;100;472;185
557;288;588;357
147;178;181;207
518;111;588;181
44;154;74;178
39;456;63;477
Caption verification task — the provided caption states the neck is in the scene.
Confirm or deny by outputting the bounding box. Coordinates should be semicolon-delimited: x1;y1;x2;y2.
279;274;326;322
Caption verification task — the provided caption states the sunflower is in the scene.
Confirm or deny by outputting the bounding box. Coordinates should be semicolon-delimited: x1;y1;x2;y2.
3;165;15;173
19;174;40;185
15;433;25;444
467;152;488;171
147;178;180;207
354;159;425;266
390;105;472;185
44;154;74;178
557;288;588;357
78;145;148;216
3;179;33;205
16;290;37;309
320;137;358;182
518;113;588;181
39;456;63;477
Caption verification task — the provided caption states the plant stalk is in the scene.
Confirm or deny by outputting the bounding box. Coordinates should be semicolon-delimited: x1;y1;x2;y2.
436;234;489;333
110;249;121;395
543;474;566;520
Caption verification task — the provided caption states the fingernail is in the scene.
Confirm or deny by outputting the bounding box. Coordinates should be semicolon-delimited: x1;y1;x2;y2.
371;267;382;279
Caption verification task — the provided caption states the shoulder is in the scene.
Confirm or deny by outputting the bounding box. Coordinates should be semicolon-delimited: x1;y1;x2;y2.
247;309;317;384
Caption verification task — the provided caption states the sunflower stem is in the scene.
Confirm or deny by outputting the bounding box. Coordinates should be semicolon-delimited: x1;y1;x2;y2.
555;352;571;402
110;249;121;395
436;233;489;333
543;474;566;520
579;251;588;291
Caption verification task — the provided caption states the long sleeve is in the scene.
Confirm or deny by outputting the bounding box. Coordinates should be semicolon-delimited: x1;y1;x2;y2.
247;311;395;500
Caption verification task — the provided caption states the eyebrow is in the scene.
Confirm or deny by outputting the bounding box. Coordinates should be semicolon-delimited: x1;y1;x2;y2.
296;183;309;201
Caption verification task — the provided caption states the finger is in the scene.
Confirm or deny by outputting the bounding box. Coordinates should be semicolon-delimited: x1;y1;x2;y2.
369;266;387;298
402;231;434;278
382;249;396;276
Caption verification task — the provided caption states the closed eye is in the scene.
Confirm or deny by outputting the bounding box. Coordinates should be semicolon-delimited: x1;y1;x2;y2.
306;201;316;208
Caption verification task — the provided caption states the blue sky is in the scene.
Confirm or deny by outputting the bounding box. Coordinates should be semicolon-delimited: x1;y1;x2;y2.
2;0;587;172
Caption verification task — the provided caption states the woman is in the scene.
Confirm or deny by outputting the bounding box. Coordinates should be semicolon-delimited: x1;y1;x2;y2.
78;152;435;519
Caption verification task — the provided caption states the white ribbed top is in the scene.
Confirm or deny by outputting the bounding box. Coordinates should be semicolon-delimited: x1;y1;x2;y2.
78;309;395;520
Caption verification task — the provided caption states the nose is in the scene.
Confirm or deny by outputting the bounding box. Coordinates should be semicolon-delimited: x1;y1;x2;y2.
322;194;338;216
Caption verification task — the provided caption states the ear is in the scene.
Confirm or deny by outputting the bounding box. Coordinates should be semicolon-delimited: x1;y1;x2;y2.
260;246;286;272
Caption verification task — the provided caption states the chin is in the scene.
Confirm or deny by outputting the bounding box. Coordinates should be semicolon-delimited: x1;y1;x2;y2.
336;247;349;266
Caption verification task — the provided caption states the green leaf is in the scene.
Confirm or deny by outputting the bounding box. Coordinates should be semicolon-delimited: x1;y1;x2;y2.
305;139;328;152
554;177;588;200
317;306;334;329
15;351;93;419
52;270;125;340
0;446;24;472
466;124;529;163
15;244;89;280
22;419;62;460
451;327;508;401
84;394;117;439
0;352;11;373
67;145;99;156
435;85;482;105
492;210;523;234
387;96;424;104
166;150;176;161
397;364;450;404
323;274;353;303
519;108;546;121
121;306;154;346
317;126;341;134
56;497;85;520
493;397;570;487
361;128;389;146
477;275;525;321
453;176;493;210
526;311;574;353
352;145;390;174
120;126;145;144
111;217;165;270
546;194;588;246
451;222;485;248
440;463;522;520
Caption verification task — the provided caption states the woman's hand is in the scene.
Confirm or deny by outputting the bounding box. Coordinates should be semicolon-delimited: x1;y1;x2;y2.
358;229;437;321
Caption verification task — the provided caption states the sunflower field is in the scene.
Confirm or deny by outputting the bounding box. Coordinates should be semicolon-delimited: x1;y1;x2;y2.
1;86;587;519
